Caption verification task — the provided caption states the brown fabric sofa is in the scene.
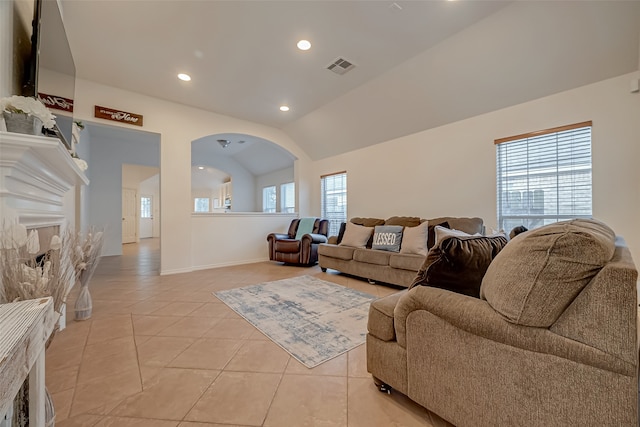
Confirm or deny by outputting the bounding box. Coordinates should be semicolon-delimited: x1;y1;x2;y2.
367;219;639;426
318;216;484;287
267;218;329;265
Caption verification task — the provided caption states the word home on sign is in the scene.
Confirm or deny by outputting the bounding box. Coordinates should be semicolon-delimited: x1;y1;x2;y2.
38;93;74;112
94;105;144;127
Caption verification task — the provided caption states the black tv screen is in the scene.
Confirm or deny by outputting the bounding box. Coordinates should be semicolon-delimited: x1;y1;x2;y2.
14;0;76;146
12;0;39;97
37;0;76;146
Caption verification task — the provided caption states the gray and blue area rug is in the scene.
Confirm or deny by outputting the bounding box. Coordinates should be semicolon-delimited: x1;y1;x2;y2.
214;275;378;368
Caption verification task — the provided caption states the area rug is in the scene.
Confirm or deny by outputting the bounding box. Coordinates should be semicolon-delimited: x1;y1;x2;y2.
214;275;378;368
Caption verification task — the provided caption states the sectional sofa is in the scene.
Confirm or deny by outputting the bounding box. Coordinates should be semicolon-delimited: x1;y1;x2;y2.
367;218;639;426
318;216;484;287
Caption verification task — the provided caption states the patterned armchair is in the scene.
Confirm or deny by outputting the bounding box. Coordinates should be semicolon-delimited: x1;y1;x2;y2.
267;218;329;265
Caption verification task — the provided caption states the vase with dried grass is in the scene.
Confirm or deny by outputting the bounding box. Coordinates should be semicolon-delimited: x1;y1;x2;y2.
70;229;104;321
0;221;75;427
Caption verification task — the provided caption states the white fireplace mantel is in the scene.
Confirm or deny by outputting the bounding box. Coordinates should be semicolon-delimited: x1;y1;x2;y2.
0;131;89;229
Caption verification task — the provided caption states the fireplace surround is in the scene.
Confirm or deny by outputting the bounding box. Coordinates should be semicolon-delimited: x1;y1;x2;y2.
0;131;88;236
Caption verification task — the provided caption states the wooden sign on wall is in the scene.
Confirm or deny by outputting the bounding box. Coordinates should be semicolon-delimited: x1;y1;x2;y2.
38;93;74;112
94;105;143;127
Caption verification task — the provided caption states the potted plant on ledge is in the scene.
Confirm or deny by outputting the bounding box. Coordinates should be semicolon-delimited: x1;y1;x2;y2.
0;95;57;135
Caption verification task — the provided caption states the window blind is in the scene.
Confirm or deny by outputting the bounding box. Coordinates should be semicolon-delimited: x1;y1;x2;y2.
281;182;295;213
262;186;276;213
140;196;152;218
496;121;592;232
321;172;347;236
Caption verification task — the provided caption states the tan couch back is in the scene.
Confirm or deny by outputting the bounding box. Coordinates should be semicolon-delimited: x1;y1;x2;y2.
480;218;617;327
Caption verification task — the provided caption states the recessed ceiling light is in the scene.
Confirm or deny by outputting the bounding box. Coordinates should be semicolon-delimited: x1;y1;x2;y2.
178;73;191;81
198;166;204;170
279;105;290;112
297;40;311;51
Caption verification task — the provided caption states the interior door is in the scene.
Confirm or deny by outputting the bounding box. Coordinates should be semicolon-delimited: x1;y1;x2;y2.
122;188;137;244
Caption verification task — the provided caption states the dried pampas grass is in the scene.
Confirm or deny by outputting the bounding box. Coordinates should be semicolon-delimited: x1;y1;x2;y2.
70;228;104;320
0;222;75;315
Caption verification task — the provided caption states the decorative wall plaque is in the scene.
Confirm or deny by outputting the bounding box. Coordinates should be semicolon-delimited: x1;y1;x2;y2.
94;105;143;127
38;93;74;113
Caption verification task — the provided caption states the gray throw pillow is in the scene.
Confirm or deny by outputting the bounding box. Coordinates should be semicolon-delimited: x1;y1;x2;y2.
372;225;403;252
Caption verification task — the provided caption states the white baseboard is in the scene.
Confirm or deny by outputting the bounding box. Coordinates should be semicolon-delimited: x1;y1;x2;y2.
191;257;270;272
160;258;271;275
160;266;194;276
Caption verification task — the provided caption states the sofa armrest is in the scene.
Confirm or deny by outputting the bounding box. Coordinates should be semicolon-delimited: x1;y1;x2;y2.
394;286;634;375
301;233;328;245
327;236;339;245
267;233;290;242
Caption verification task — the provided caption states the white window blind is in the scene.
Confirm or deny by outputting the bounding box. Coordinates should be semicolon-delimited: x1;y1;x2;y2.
496;121;592;232
263;186;276;213
281;182;295;213
140;196;152;218
321;171;347;236
194;198;210;212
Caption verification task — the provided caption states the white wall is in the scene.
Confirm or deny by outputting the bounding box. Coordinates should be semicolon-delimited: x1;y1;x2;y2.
255;167;295;212
191;212;298;270
72;78;313;275
312;72;640;265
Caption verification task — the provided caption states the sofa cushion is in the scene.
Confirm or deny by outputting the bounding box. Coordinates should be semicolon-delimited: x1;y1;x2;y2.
274;239;301;253
389;253;426;271
318;243;355;261
480;218;616;327
385;216;421;227
428;217;483;235
372;225;403;252
350;217;386;227
353;248;391;266
410;233;508;297
339;222;374;248
368;291;406;341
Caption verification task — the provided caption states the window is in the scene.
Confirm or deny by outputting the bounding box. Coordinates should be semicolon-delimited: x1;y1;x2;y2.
496;121;592;232
194;197;210;212
263;186;277;213
140;196;152;219
281;182;295;213
321;171;347;236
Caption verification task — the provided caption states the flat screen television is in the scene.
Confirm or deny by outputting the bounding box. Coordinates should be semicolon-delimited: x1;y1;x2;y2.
15;0;76;148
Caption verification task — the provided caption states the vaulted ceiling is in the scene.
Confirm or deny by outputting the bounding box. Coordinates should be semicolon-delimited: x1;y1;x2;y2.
61;0;640;161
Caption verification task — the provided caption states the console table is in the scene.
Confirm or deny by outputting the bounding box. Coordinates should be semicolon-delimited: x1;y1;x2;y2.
0;298;58;427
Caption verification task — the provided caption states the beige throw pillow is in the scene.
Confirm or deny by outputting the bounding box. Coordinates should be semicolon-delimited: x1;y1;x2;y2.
339;222;374;248
434;225;481;246
400;221;429;256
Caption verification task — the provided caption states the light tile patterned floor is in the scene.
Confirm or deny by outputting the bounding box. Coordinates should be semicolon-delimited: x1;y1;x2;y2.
47;238;454;427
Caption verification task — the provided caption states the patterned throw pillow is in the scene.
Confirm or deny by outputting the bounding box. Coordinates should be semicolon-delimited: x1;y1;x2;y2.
372;225;403;252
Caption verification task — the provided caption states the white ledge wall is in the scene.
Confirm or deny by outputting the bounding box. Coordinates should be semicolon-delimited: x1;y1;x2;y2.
72;78;313;275
189;212;298;273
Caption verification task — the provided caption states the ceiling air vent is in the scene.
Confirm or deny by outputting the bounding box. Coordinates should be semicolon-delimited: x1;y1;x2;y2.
326;57;355;75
